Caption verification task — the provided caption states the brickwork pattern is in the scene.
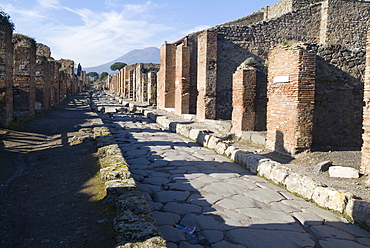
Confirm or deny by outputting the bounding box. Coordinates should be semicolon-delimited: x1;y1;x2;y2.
174;43;191;115
361;29;370;175
12;34;36;116
266;45;316;154
157;44;176;109
35;56;51;110
197;30;218;121
231;66;257;135
0;21;13;126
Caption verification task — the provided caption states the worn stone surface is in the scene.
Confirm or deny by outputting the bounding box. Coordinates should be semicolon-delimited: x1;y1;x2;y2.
92;91;370;247
329;166;360;179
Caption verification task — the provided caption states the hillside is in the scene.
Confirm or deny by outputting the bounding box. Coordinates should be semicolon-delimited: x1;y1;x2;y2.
85;47;160;74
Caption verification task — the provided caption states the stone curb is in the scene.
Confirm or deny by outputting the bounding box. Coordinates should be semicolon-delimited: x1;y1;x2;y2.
112;96;370;230
70;114;166;248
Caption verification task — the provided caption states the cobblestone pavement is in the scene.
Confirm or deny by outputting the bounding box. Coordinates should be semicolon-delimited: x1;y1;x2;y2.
95;93;370;248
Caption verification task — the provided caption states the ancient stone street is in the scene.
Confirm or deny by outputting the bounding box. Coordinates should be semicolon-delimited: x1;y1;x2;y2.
93;92;370;248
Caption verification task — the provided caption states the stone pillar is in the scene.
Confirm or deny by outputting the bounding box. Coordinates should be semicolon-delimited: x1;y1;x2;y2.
266;45;316;154
12;34;36;119
148;71;157;105
361;28;370;175
157;43;176;109
231;65;257;135
197;30;217;121
175;43;191;115
0;20;13;126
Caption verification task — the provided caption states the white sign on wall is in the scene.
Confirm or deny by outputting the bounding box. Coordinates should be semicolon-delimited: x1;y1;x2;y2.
274;76;290;83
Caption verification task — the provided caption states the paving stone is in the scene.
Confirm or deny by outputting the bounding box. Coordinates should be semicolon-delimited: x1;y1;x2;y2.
163;202;202;215
137;184;162;196
319;238;368;248
126;157;151;165
158;225;186;243
227;228;315;248
237;208;296;223
211;241;245;248
215;195;261;209
167;182;198;191
187;194;213;207
154;191;191;203
178;242;204;248
142;177;171;186
292;212;324;227
243;187;285;203
152;211;181;226
180;213;233;231
201;230;224;244
325;222;370;238
147;201;163;211
148;172;170;178
190;176;220;189
201;182;243;197
309;225;355;240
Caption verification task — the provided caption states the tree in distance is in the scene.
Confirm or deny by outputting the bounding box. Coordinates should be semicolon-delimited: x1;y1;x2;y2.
87;72;99;80
110;62;127;71
99;72;109;81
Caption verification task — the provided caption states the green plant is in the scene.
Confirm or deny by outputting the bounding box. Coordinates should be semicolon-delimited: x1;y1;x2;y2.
0;9;15;30
282;40;289;45
244;57;255;66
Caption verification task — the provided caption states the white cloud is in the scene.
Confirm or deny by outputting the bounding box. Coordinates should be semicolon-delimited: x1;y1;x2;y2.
36;0;61;10
182;25;210;35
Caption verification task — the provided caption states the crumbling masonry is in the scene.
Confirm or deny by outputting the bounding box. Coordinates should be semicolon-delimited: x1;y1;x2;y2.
0;14;88;126
106;0;369;170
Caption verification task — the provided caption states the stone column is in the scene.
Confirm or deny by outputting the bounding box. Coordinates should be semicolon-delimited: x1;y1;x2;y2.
231;65;257;135
0;20;13;126
35;56;51;110
266;45;316;154
197;30;217;121
361;28;370;175
157;43;176;109
12;34;36;119
175;43;191;115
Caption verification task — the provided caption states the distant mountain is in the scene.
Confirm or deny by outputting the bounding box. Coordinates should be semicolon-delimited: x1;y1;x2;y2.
85;47;160;74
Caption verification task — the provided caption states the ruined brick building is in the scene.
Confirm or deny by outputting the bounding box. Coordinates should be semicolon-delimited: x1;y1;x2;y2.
154;0;369;153
0;13;88;126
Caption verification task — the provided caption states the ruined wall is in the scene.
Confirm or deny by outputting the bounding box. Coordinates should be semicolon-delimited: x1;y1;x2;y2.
309;44;365;150
35;56;51;110
157;44;176;109
36;43;51;57
12;34;36;118
231;65;257;135
174;43;191;115
0;19;13;126
324;0;370;49
197;30;218;121
361;28;370;175
266;45;316;154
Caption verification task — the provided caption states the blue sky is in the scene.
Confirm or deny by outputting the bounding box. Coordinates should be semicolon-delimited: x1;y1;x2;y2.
1;0;277;68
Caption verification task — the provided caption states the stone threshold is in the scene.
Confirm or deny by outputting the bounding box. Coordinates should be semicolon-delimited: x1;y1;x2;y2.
105;91;370;230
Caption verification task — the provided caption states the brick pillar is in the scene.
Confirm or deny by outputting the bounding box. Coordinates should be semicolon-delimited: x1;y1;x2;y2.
0;21;13;126
12;34;36;117
266;45;316;154
148;71;157;105
175;43;191;115
361;29;370;175
50;61;61;106
231;65;257;135
35;56;51;110
157;43;176;109
197;30;217;121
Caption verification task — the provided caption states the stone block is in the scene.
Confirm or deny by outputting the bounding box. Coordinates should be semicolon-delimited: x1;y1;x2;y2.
268;165;291;185
176;124;191;138
216;141;228;155
207;136;221;150
257;160;277;178
284;172;320;199
225;145;237;158
246;155;269;175
315;160;333;172
312;186;353;213
329;166;359;178
345;199;370;227
189;129;201;141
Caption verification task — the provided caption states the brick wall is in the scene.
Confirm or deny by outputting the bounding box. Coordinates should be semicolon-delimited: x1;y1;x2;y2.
148;71;157;105
157;43;176;109
0;20;13;126
361;28;370;175
35;56;51;110
197;30;218;121
266;45;316;154
231;65;257;135
12;34;36;118
174;42;191;115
